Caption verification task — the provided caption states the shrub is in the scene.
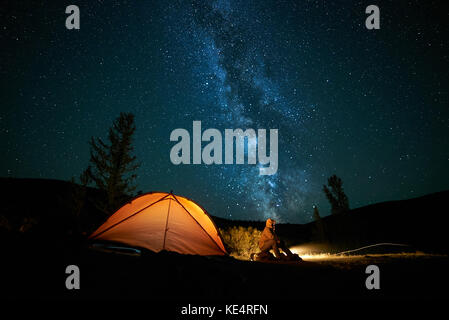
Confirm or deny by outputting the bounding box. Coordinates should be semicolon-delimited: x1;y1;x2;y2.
219;226;262;260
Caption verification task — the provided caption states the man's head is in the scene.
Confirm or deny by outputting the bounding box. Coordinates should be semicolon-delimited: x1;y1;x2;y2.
266;218;276;229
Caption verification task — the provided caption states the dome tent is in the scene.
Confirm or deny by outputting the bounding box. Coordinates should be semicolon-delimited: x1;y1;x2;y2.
89;192;227;256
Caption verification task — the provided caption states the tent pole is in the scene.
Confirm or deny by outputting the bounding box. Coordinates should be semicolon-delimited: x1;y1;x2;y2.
90;193;171;240
162;198;172;250
172;194;227;254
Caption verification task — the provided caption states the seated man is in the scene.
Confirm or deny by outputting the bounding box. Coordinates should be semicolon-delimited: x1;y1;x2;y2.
258;218;298;261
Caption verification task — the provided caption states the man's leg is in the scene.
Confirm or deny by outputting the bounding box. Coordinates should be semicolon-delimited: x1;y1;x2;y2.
278;240;294;257
277;240;302;261
260;239;282;259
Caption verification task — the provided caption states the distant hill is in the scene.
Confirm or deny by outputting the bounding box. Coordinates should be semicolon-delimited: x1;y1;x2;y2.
0;177;447;253
0;177;106;238
274;191;449;254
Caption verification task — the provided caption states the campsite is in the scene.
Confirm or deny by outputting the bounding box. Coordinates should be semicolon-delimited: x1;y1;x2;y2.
0;177;447;302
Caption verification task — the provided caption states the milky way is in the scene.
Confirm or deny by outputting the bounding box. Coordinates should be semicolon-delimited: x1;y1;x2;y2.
163;0;317;222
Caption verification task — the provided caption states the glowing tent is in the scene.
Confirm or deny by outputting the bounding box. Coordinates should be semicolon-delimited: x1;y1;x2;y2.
89;192;227;256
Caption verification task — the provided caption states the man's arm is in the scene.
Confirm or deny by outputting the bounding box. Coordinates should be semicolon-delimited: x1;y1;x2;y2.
272;229;280;243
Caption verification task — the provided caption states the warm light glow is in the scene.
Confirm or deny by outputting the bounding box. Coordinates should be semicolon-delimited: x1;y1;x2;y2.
290;246;441;262
298;254;333;260
289;245;334;260
289;244;329;255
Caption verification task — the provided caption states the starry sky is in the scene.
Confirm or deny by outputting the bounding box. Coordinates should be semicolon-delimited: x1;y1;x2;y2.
1;0;448;223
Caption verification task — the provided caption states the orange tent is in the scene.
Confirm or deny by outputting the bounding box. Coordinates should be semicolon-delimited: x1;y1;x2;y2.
89;192;227;256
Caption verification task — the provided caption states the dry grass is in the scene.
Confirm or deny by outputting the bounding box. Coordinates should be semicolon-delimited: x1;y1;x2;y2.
219;226;262;260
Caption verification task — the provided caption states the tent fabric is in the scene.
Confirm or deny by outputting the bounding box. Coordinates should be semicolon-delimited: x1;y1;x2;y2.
89;192;227;256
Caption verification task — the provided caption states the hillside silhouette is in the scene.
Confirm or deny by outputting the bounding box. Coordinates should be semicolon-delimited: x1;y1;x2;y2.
0;177;447;254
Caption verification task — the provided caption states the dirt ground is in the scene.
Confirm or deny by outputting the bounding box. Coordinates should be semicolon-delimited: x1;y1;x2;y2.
2;242;447;302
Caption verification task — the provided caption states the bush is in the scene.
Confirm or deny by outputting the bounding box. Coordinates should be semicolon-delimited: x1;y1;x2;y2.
219;226;262;260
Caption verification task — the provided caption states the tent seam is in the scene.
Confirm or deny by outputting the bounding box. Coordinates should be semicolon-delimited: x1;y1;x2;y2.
171;194;227;254
89;193;171;239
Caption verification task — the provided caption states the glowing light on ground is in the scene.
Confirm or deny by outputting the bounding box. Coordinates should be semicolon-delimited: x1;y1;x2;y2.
289;245;445;262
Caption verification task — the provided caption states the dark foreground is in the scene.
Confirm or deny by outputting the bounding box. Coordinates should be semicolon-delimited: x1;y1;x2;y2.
2;239;448;302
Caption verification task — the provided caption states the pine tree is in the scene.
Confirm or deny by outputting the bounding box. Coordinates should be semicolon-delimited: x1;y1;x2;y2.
84;112;140;215
323;174;349;215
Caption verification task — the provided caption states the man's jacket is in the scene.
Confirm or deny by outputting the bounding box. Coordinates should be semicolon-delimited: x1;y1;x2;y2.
259;218;278;249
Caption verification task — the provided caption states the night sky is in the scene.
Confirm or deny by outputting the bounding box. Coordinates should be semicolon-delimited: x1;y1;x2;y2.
1;1;448;223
